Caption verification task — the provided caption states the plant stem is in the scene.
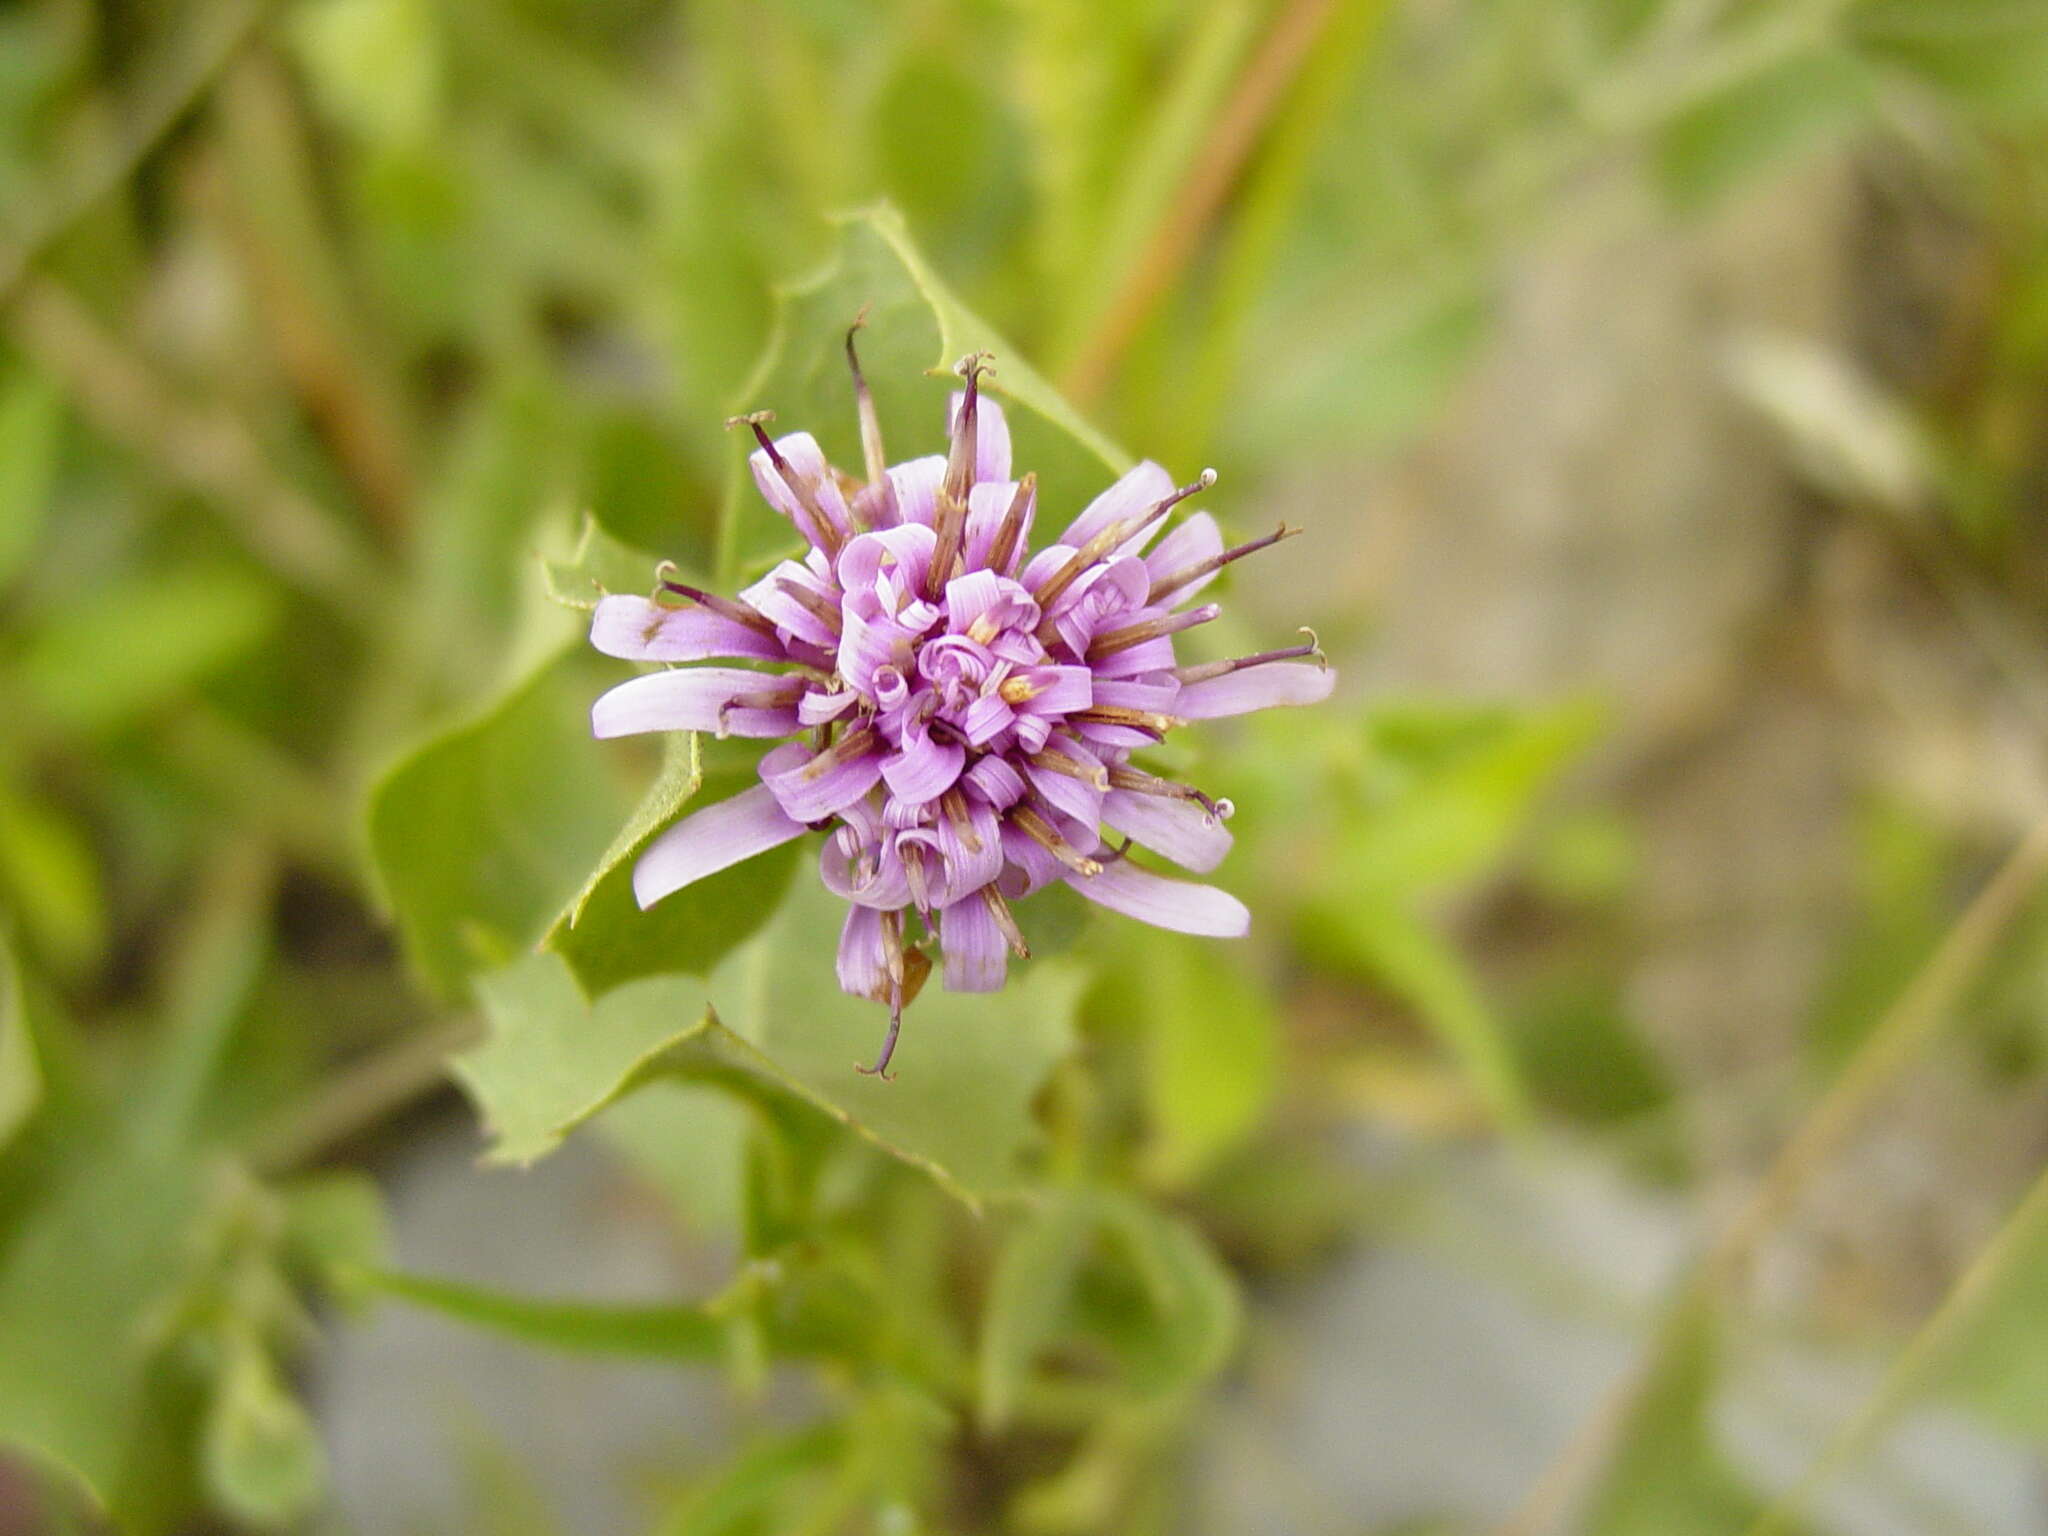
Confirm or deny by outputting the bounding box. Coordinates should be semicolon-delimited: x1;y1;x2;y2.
7;277;386;616
246;1015;484;1174
1058;0;1346;407
1742;1164;2048;1536
1491;810;2048;1536
0;0;272;301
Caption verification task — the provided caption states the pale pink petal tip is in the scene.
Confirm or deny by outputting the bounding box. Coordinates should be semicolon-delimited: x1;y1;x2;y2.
836;905;889;997
591;668;798;740
590;594;782;663
1101;789;1232;874
1064;859;1250;938
633;784;807;909
1175;662;1336;720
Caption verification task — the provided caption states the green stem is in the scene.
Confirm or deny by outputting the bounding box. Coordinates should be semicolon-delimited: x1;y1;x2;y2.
1743;1165;2048;1536
1493;810;2048;1536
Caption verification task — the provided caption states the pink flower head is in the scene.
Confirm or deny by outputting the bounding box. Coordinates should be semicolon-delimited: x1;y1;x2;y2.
591;344;1333;1075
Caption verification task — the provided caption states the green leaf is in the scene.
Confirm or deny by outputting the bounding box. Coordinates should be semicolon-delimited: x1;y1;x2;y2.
979;1188;1241;1431
534;522;802;996
1508;974;1672;1129
0;781;106;975
14;563;281;735
657;1421;848;1536
1741;1166;2048;1535
702;878;1086;1203
280;1171;390;1285
559;730;701;931
595;1080;750;1237
1653;48;1872;210
461;878;1083;1204
1911;1166;2048;1439
365;647;627;999
0;1130;206;1508
357;1267;725;1358
1849;0;2048;119
139;843;274;1149
1091;1190;1241;1399
0;370;62;591
0;935;37;1151
201;1330;326;1528
1336;898;1532;1130
720;203;1128;578
458;953;712;1166
544;739;800;998
1349;698;1609;899
1584;1298;1768;1536
539;513;666;615
871;52;1026;252
289;0;442;147
978;1194;1094;1430
1095;928;1280;1187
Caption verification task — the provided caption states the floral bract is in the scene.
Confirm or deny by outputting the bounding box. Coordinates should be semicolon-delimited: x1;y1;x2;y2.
591;346;1333;1074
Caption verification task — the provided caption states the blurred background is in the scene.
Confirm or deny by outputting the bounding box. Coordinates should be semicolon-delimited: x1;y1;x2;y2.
4;0;2048;1532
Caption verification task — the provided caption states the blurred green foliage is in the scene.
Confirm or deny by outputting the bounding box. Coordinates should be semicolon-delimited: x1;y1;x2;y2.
0;0;2046;1531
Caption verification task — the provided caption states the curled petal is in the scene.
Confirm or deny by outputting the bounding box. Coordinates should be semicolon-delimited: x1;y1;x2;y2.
1059;460;1175;553
945;570;1039;636
895;826;946;908
1101;788;1231;874
962;692;1014;746
886;455;945;528
633;784;807;909
749;430;853;548
944;569;1003;632
1144;512;1223;603
798;689;859;726
590;595;785;663
937;797;1004;894
880;727;966;806
764;740;885;822
1175;662;1336;718
875;666;915;713
592;668;799;739
997;822;1062;898
1059;554;1151;618
838;523;937;597
837;906;891;1000
989;629;1041;665
839;592;917;699
947;391;1012;484
940;894;1006;992
965;754;1026;810
1049;555;1151;655
739;560;839;650
820;833;911;910
880;797;925;832
1065;860;1249;937
852;479;898;530
917;634;995;692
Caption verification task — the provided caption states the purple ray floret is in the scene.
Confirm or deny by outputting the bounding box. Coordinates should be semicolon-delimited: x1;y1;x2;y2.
590;346;1334;1075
